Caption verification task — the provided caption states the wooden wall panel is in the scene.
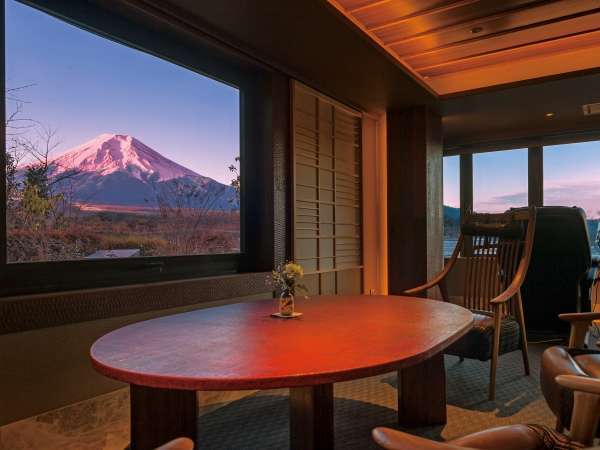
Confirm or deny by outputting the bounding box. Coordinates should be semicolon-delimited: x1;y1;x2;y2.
292;82;363;295
387;106;443;295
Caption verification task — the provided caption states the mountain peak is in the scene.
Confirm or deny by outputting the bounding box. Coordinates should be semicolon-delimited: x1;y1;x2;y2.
50;133;202;182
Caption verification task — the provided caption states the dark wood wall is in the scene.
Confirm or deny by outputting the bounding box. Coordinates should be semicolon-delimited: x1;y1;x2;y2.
387;106;443;294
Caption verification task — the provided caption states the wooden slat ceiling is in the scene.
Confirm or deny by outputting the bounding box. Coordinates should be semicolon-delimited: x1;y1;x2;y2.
328;0;600;95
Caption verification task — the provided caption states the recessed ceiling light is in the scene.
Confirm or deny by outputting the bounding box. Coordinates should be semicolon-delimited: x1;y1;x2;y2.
471;26;483;34
545;112;555;118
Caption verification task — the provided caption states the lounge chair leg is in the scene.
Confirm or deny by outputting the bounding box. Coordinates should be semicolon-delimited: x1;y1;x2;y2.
515;291;530;376
459;356;464;363
489;307;502;401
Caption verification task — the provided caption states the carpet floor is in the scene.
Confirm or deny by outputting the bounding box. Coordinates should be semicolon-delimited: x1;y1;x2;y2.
198;344;554;449
0;344;555;450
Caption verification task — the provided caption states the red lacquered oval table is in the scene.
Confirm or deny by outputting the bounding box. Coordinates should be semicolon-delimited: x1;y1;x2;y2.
90;295;472;450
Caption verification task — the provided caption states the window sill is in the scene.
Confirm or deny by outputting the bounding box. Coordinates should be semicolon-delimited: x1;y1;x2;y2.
0;272;270;334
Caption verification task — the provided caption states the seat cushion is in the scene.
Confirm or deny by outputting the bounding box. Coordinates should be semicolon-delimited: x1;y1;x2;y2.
573;353;600;378
446;313;521;361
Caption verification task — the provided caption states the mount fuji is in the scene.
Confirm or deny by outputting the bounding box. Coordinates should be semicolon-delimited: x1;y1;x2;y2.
41;133;239;212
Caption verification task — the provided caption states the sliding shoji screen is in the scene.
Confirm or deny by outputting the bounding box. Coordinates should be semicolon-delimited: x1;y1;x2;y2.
292;82;363;295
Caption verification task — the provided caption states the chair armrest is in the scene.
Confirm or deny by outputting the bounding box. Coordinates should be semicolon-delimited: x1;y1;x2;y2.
403;236;462;298
555;375;600;445
489;283;520;305
372;428;469;450
559;313;600;348
154;438;194;450
559;312;600;323
403;279;443;297
556;375;600;396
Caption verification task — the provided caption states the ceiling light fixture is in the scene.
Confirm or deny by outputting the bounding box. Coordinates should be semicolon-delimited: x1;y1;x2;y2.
545;112;555;118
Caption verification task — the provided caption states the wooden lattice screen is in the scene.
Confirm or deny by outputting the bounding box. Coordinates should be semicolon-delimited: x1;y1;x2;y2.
292;82;363;295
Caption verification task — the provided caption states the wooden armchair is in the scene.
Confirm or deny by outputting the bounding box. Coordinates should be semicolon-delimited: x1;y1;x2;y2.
372;374;599;449
404;208;537;400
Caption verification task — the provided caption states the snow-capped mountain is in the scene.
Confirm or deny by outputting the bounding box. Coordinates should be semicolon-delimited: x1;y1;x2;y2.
51;134;202;182
35;133;239;211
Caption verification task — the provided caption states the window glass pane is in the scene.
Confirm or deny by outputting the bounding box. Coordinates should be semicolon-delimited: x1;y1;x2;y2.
473;149;528;213
443;155;459;257
5;0;240;263
544;141;600;258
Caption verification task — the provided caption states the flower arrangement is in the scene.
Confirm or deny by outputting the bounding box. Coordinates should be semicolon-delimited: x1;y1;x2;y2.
271;261;308;297
270;261;308;317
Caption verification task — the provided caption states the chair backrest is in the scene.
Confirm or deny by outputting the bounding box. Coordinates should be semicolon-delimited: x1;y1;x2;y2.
446;208;536;318
520;206;591;333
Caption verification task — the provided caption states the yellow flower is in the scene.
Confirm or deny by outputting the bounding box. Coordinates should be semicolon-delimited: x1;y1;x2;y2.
284;262;304;278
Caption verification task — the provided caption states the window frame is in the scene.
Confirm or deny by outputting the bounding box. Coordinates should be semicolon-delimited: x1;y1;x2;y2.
1;0;275;296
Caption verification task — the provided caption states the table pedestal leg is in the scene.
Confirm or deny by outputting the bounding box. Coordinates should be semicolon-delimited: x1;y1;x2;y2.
130;384;197;450
398;352;446;427
289;384;334;450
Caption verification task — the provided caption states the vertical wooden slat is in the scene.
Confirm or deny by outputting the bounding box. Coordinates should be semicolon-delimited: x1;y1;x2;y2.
482;236;490;310
492;236;501;300
463;252;473;310
473;236;483;311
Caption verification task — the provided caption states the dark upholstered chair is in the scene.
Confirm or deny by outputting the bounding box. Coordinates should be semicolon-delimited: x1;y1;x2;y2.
541;312;600;434
404;208;537;400
520;206;591;334
373;374;600;449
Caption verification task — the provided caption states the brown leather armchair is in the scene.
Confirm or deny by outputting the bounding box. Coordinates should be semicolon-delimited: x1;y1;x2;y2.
372;374;600;449
155;437;194;450
540;312;600;433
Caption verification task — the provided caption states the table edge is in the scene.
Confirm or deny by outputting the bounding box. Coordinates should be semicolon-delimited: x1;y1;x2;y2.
90;296;474;390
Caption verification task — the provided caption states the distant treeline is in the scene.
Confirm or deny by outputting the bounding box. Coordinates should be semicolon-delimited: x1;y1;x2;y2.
443;205;600;245
443;205;460;239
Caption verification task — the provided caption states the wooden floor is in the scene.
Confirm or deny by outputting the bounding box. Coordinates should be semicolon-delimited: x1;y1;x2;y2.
0;344;555;449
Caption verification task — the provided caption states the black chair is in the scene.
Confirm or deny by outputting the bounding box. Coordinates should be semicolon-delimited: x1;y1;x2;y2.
520;206;591;334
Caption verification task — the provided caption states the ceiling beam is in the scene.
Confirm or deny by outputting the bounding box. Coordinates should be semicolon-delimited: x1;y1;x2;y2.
417;28;600;77
396;8;600;60
367;0;479;32
347;0;391;14
383;0;574;47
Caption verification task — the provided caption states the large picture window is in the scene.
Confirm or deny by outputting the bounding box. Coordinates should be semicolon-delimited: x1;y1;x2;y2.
6;0;240;264
1;0;279;297
473;148;528;213
544;141;600;257
443;155;459;257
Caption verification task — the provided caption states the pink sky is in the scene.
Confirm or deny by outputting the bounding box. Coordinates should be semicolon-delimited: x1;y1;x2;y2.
444;142;600;219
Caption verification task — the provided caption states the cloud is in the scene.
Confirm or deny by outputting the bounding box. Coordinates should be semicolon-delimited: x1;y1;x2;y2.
475;180;600;218
475;191;527;213
544;180;600;218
